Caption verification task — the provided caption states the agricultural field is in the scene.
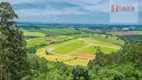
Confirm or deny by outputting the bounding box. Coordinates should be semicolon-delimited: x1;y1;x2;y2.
47;34;123;60
109;31;142;36
23;27;125;66
51;40;88;54
90;34;124;46
130;31;142;35
36;48;90;66
48;39;77;49
72;45;117;56
109;31;142;42
110;32;135;35
26;35;75;48
22;30;45;37
40;28;81;35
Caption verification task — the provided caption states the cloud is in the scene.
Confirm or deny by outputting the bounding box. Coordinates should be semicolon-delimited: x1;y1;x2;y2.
57;0;109;12
12;3;46;10
3;0;110;13
3;0;35;4
10;0;88;17
82;3;109;12
1;0;141;24
15;7;85;18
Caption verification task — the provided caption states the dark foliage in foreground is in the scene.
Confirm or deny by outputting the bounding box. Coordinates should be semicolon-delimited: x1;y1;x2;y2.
0;2;29;80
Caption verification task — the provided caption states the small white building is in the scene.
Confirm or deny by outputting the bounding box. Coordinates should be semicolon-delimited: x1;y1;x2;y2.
122;28;129;31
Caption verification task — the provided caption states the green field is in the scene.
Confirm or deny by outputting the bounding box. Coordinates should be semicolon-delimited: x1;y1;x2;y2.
51;40;87;54
75;46;98;54
49;39;77;49
40;28;81;35
26;35;74;48
22;30;45;37
49;35;122;57
26;37;49;48
130;31;142;35
72;45;117;55
92;34;124;46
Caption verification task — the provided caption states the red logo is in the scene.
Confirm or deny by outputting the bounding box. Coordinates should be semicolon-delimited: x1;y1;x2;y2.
111;5;135;12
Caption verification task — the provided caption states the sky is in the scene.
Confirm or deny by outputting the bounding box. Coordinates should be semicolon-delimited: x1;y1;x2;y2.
1;0;142;24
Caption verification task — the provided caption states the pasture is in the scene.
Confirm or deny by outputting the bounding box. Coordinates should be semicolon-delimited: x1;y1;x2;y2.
26;35;75;48
72;45;117;55
22;30;45;37
51;40;88;54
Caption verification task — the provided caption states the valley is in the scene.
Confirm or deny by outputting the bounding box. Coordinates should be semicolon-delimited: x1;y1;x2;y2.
22;25;130;66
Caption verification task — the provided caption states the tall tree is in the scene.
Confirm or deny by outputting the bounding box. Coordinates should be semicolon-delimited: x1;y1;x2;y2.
0;2;29;80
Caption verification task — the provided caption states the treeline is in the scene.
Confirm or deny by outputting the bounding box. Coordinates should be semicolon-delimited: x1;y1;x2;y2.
24;36;41;39
44;29;81;36
119;35;142;43
27;44;47;54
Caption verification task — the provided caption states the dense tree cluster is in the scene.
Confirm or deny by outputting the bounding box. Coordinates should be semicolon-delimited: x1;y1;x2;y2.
119;35;142;43
0;2;29;80
88;42;142;80
28;44;47;54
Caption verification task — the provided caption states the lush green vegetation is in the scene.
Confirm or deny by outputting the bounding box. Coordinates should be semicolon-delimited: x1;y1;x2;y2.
41;28;81;35
92;34;124;46
49;39;77;49
0;2;28;80
51;40;87;54
75;46;98;54
21;41;142;80
22;30;45;37
73;46;117;55
88;42;142;80
36;48;90;66
23;26;124;65
1;2;142;80
19;23;142;79
119;35;142;43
